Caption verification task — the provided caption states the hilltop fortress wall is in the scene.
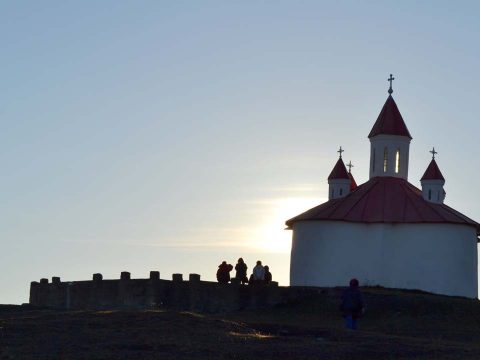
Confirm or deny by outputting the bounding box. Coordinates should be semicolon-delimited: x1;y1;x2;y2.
29;271;287;312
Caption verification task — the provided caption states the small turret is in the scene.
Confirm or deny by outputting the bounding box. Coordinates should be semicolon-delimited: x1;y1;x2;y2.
420;147;445;204
328;147;350;200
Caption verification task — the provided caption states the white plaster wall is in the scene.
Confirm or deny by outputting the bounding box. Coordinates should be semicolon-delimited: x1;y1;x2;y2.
421;179;446;204
290;221;478;298
369;134;411;179
328;179;350;200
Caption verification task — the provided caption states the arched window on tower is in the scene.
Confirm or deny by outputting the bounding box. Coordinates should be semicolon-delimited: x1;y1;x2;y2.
428;189;432;200
395;149;400;174
383;147;388;173
331;188;334;198
340;188;343;196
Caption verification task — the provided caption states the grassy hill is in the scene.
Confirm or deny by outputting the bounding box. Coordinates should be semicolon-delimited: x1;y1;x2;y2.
1;287;480;359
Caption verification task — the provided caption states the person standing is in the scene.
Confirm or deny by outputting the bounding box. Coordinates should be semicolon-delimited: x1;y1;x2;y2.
251;260;265;284
340;278;364;330
264;265;272;284
235;258;248;284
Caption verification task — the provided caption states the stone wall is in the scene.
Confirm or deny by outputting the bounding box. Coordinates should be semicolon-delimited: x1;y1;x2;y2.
29;272;282;312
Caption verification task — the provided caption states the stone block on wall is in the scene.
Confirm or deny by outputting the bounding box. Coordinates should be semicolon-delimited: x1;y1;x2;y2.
121;272;131;281
150;271;160;280
189;274;201;282
172;273;183;282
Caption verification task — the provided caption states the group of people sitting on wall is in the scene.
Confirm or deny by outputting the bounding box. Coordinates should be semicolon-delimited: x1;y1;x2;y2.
216;258;272;285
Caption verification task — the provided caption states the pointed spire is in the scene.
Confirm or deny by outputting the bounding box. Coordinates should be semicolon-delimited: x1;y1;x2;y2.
328;157;349;180
422;148;444;180
368;95;412;139
421;158;445;181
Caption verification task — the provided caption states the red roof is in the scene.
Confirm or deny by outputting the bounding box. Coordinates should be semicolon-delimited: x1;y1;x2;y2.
368;96;412;139
348;172;357;191
328;158;349;180
421;159;445;181
286;177;480;234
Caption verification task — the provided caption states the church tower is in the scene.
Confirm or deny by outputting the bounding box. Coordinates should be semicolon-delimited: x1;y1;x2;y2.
421;148;446;204
368;75;412;180
327;147;350;200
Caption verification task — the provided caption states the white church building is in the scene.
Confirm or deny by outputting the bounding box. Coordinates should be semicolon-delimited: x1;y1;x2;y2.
286;77;480;298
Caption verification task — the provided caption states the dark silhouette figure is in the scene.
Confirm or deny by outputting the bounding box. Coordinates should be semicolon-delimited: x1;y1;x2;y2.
340;278;364;330
234;258;248;284
249;260;265;285
264;265;272;284
216;261;233;284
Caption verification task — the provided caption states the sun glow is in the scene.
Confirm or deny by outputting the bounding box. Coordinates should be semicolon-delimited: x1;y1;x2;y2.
255;197;323;253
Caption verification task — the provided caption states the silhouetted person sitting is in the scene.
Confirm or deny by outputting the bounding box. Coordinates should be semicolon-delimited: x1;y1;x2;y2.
235;258;248;284
340;278;364;330
250;260;265;285
216;261;233;284
264;265;272;284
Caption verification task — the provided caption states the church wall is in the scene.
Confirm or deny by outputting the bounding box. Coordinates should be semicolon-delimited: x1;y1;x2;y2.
290;221;478;298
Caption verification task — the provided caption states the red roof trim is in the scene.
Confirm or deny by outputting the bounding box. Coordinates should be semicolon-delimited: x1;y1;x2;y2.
286;177;480;234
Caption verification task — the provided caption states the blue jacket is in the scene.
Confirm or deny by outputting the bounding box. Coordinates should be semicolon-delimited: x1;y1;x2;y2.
340;287;364;317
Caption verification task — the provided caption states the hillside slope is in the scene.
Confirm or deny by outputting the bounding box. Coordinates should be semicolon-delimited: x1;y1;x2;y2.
1;287;480;359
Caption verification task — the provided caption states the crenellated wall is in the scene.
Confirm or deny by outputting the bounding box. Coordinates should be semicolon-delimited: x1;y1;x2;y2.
29;271;282;312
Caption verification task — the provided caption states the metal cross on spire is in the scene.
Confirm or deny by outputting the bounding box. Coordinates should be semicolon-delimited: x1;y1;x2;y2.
346;160;354;173
337;146;344;159
430;147;438;159
388;74;395;95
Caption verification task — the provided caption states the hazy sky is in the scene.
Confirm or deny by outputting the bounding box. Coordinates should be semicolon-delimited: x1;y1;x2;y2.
1;1;479;304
